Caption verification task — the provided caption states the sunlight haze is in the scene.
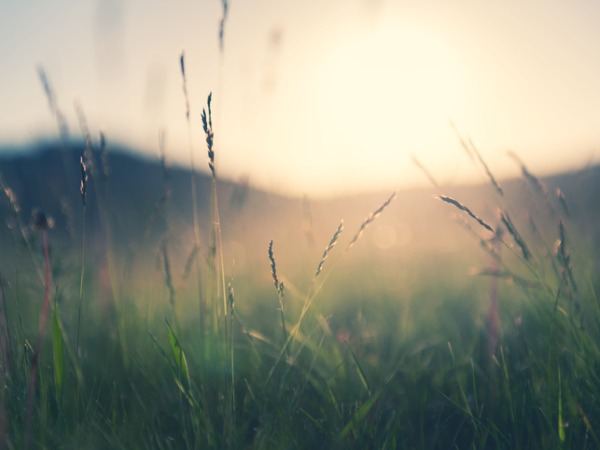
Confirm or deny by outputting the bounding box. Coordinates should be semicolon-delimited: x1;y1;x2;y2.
1;0;599;197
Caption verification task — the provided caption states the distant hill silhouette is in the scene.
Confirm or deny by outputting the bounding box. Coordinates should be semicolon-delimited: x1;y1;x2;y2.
0;141;289;242
1;141;598;280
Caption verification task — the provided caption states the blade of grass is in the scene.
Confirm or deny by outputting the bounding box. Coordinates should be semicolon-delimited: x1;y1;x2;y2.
343;341;371;396
558;365;565;443
166;320;190;391
339;388;383;439
148;331;197;408
52;292;64;404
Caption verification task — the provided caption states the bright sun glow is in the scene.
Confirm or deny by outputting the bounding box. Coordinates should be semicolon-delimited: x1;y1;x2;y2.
2;1;599;197
320;23;463;136
264;21;469;194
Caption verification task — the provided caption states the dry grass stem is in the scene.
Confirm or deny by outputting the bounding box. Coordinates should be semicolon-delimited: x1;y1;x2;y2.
468;138;504;196
449;120;475;162
555;188;571;217
508;151;549;197
219;0;229;53
470;268;539;288
159;129;169;184
348;191;397;249
316;220;344;278
555;220;577;292
451;123;503;196
437;195;494;233
454;215;501;261
143;134;172;239
76;154;88;356
178;52;204;329
411;155;440;188
74;100;90;143
499;210;531;261
227;283;235;317
179;53;190;121
38;67;69;142
75;103;99;182
268;240;288;346
181;244;200;281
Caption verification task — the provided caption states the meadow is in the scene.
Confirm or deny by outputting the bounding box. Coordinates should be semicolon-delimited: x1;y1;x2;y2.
1;90;600;450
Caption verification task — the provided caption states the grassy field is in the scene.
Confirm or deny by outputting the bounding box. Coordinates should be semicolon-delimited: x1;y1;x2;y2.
1;95;600;449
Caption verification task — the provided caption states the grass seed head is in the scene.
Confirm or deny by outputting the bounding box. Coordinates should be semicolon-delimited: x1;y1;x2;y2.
79;156;88;207
1;183;20;215
508;151;548;197
219;0;229;52
499;210;531;261
179;52;190;121
268;240;280;291
201;93;215;176
316;220;344;278
437;195;494;233
348;191;397;249
228;282;235;316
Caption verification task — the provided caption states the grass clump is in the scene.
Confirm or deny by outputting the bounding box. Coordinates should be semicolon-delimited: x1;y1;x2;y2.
1;55;599;450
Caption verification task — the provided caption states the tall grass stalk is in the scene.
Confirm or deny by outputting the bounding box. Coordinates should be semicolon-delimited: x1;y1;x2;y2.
200;91;236;446
268;240;288;347
264;220;343;388
218;0;229;53
437;194;494;233
266;192;397;390
411;154;440;188
226;283;236;447
76;155;87;357
37;67;71;187
347;190;397;250
179;52;205;335
202;92;228;323
80;115;128;365
452;126;504;197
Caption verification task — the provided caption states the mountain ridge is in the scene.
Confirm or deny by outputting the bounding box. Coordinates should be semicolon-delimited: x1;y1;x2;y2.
1;141;598;281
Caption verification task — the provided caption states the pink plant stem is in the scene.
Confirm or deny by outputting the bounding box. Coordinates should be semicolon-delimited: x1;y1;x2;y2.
24;229;52;450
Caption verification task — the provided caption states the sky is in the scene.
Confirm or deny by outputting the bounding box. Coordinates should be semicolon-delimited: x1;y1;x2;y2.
1;0;600;197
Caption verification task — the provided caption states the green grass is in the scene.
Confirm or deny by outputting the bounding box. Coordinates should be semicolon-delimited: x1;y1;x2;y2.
1;75;599;450
2;151;599;450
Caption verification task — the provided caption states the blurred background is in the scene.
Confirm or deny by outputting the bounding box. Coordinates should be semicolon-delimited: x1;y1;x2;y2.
1;0;599;198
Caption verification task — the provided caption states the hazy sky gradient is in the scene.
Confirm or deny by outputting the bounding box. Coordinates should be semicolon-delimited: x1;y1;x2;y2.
1;0;599;197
